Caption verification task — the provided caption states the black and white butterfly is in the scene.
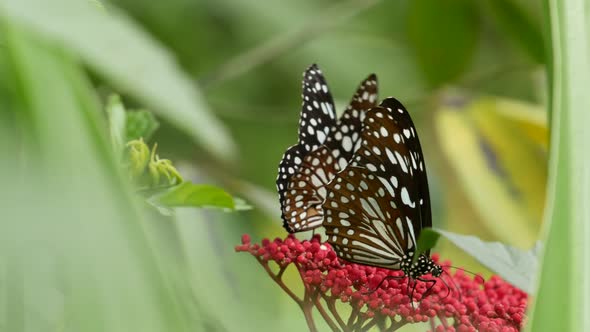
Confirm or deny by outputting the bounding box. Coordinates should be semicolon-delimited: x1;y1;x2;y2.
276;64;378;233
322;97;443;283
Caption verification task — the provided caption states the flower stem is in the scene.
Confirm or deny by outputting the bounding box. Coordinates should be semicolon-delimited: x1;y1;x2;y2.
320;293;348;331
347;305;360;329
302;292;318;332
385;320;407;332
256;257;302;303
313;292;340;332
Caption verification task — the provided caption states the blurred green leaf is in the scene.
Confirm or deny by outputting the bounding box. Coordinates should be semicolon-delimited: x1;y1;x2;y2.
155;181;249;211
435;229;540;294
407;0;479;86
0;0;235;161
414;229;441;263
173;209;302;332
527;0;590;330
0;22;196;332
106;94;127;154
483;0;545;63
232;197;254;211
126;110;159;142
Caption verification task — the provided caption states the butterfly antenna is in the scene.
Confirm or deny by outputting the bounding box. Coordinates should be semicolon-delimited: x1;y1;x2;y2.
443;265;485;283
442;270;462;301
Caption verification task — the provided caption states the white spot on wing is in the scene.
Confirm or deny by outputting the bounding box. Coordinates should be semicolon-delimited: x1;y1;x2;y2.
401;187;415;208
342;136;353;151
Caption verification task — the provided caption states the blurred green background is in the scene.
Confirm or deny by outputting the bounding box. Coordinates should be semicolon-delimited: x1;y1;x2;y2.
0;0;548;331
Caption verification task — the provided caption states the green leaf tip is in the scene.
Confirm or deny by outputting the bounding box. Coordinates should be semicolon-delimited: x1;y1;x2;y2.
433;228;540;294
414;228;441;263
106;94;126;154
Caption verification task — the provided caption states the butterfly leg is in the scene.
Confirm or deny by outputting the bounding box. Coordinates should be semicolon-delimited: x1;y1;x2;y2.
417;277;437;300
408;279;419;310
363;275;405;294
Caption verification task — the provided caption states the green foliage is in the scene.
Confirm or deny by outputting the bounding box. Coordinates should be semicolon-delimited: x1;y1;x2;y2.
482;0;546;63
0;22;194;332
0;0;235;161
414;228;440;263
121;127;247;213
154;182;251;211
125;139;183;188
126;110;159;142
0;0;563;330
107;94;128;154
108;94;160;143
419;229;541;294
407;0;479;86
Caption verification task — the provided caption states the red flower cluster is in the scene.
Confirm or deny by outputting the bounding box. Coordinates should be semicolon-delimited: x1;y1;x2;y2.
236;234;527;332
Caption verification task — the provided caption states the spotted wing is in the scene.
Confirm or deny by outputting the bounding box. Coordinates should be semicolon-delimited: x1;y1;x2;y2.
325;98;431;266
279;66;377;233
323;166;416;269
281;146;340;232
277;64;337;231
378;97;431;233
357;99;431;242
349;101;430;254
325;74;378;169
297;64;336;152
277;145;305;231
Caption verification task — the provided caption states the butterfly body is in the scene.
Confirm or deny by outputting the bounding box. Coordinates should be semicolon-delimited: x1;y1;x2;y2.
402;254;443;280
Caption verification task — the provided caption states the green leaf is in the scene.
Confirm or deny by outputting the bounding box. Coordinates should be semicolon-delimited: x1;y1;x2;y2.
433;229;540;294
106;94;126;154
125;110;159;142
414;229;441;263
232;197;254;211
0;0;235;161
482;0;545;63
527;0;590;330
155;181;248;211
407;0;479;86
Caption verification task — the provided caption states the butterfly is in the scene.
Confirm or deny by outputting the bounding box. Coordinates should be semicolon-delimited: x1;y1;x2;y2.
276;64;378;233
322;97;443;289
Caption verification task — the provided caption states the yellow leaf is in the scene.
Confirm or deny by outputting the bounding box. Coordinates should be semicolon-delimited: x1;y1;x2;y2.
436;107;538;247
468;97;547;226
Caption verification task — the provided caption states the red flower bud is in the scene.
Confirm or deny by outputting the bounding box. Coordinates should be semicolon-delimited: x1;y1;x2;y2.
237;234;527;331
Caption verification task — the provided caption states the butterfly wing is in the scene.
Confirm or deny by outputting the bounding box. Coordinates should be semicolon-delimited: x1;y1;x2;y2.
325;74;378;169
297;64;337;152
281;146;340;232
325;101;430;264
377;98;432;241
279;68;379;233
277;64;336;232
277;145;305;231
323;166;416;269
